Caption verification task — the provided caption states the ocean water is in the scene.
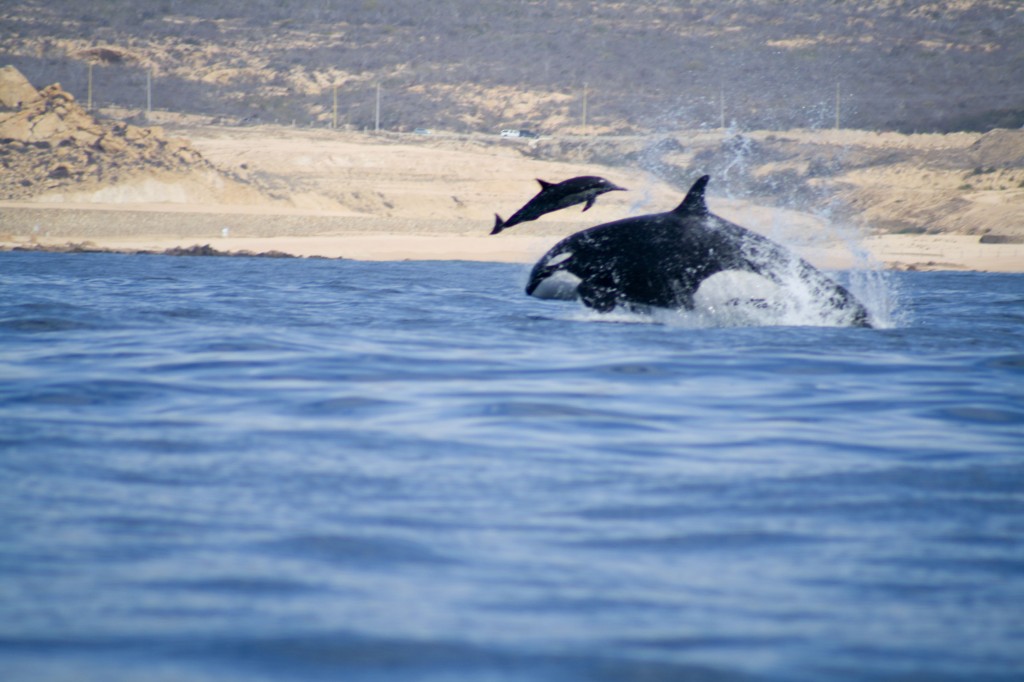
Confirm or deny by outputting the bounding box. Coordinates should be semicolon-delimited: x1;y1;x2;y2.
1;251;1022;682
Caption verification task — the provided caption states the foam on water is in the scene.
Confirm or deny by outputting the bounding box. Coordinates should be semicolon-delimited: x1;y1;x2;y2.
551;249;898;329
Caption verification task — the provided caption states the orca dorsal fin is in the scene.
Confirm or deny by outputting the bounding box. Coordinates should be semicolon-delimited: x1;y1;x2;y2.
673;175;711;215
536;179;555;190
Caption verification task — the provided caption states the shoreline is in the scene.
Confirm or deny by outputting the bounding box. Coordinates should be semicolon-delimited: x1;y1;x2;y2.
5;230;1024;274
2;204;1022;272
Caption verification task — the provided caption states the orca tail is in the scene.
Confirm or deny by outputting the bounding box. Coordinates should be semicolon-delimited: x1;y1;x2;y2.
491;214;505;235
673;175;711;215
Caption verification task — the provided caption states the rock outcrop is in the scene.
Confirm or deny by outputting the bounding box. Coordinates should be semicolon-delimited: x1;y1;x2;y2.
0;66;222;201
0;65;42;109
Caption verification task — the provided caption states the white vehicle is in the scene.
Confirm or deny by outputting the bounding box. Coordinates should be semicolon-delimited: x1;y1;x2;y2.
500;129;521;138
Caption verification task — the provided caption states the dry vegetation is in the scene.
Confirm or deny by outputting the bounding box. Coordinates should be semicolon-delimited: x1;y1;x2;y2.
1;1;1022;133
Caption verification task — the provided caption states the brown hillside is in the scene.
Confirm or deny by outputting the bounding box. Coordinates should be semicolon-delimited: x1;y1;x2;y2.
2;1;1021;134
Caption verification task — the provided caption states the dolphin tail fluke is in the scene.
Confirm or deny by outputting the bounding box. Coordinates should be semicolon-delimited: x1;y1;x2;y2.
673;175;711;215
491;214;505;235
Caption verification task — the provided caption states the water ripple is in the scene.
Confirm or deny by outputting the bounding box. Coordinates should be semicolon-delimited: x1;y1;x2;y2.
1;253;1022;682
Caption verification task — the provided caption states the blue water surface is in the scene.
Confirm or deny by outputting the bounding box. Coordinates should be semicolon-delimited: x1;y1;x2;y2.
1;251;1022;682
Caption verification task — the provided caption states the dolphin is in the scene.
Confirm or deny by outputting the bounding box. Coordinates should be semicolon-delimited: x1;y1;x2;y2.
525;175;873;327
491;176;626;235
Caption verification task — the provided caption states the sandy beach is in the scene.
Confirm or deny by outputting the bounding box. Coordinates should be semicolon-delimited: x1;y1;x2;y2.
1;124;1022;272
3;202;1023;273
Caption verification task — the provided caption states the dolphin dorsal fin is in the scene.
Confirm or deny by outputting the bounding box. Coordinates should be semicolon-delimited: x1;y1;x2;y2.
673;175;711;215
536;179;554;190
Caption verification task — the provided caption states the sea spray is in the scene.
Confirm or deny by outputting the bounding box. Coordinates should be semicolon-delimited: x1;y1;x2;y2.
636;120;903;328
561;267;876;330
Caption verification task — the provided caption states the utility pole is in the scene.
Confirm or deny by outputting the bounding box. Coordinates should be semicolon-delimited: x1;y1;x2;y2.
719;84;726;129
375;82;381;133
835;82;841;130
87;62;93;110
332;84;338;129
582;82;588;132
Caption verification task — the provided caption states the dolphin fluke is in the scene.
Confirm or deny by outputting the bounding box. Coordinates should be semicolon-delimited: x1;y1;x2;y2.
490;176;627;234
491;214;506;235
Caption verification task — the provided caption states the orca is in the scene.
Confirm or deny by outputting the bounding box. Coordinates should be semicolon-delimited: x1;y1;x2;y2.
491;176;626;235
525;175;873;328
